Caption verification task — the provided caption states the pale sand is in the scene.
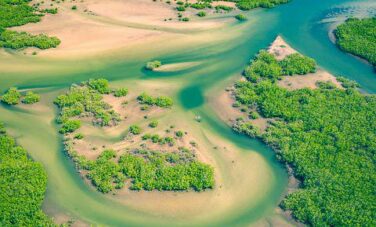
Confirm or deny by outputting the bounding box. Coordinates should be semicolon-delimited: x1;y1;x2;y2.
268;36;296;60
278;69;342;90
211;1;237;8
154;62;201;72
10;0;229;58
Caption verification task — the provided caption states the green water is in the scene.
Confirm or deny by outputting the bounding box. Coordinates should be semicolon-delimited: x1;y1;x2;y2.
0;0;375;226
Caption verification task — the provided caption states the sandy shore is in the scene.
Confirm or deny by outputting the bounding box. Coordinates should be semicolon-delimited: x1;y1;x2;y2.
9;0;230;58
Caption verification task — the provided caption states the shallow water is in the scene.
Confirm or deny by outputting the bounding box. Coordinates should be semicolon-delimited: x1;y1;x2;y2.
0;0;375;226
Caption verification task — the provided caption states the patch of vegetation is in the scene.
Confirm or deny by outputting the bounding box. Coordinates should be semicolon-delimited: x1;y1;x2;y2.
129;125;142;135
22;91;40;104
113;88;128;97
235;14;247;21
244;50;283;82
0;122;54;226
232;48;376;226
54;78;121;133
0;87;21;105
279;53;316;75
243;50;317;82
145;60;162;70
197;11;207;17
234;0;290;10
119;149;214;191
1;88;41;105
148;120;159;128
137;92;173;108
65;146;214;192
0;0;61;50
40;8;58;15
334;17;376;67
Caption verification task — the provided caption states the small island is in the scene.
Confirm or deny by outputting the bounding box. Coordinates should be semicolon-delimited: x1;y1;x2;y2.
55;78;214;193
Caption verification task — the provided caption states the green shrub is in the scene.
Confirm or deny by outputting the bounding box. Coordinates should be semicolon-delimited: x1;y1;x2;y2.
1;87;21;105
175;130;184;138
176;6;186;11
197;11;206;17
137;92;173;108
149;120;158;128
145;60;162;70
22;91;40;104
60;119;81;134
74;133;84;140
113;88;128;97
279;53;316;75
235;14;247;21
87;78;111;94
129;125;141;135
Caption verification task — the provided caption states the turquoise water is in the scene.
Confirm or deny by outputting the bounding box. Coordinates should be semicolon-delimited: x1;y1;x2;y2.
0;0;375;226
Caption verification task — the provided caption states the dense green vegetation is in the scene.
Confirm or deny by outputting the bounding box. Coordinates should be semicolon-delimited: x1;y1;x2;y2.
57;79;213;193
0;122;53;226
0;0;60;50
0;87;21;105
167;0;289;21
137;92;174;108
334;17;376;67
22;91;40;104
69;148;214;193
232;50;376;226
243;50;316;82
235;14;247;21
1;88;40;105
0;30;60;49
54;79;121;133
233;0;289;10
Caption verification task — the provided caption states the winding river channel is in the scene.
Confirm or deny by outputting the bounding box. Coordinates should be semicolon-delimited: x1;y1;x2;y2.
0;0;375;226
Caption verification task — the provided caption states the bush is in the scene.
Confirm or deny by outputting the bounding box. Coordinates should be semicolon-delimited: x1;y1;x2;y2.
197;11;206;17
145;60;162;70
22;91;40;104
175;130;184;138
279;53;316;75
235;14;247;21
137;92;173;108
113;88;128;97
60;119;81;134
149;120;158;128
1;87;21;105
129;125;141;135
87;78;111;94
